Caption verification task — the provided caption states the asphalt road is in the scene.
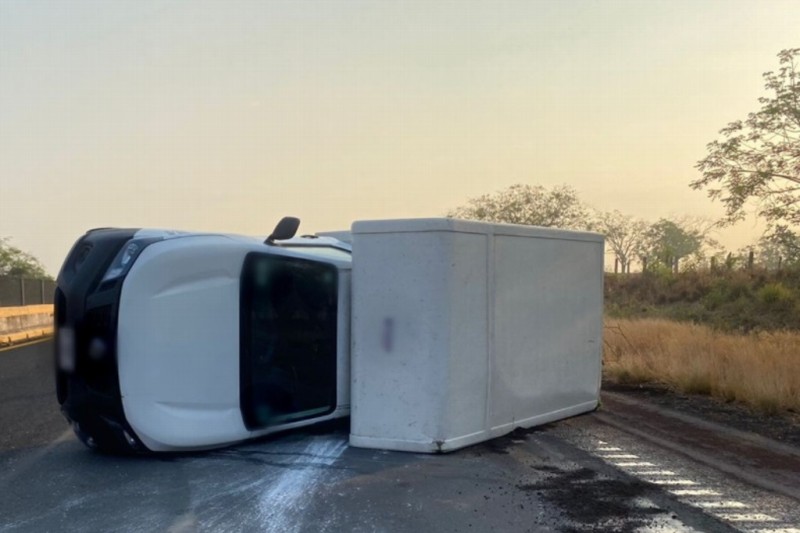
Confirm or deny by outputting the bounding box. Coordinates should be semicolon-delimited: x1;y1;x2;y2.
0;341;796;533
0;341;66;452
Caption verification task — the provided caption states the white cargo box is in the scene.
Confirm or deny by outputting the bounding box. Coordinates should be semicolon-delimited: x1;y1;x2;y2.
349;218;604;453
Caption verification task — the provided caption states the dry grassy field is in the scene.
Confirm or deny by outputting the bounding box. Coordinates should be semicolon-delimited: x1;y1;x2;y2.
603;318;800;414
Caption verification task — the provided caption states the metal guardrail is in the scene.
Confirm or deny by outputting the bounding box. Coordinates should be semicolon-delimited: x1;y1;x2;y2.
0;276;55;307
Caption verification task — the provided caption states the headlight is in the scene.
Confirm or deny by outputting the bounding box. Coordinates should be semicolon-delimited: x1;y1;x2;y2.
101;238;161;283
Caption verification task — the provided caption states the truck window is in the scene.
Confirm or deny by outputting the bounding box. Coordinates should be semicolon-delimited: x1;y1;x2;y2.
240;252;338;430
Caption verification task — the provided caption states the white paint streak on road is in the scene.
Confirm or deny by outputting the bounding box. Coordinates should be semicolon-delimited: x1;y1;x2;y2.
0;428;73;489
256;437;348;533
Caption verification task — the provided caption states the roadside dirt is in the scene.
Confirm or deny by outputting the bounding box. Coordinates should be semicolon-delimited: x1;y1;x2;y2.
603;381;800;448
596;384;800;503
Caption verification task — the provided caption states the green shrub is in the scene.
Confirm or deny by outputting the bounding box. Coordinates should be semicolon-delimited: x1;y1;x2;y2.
758;282;794;305
604;268;800;333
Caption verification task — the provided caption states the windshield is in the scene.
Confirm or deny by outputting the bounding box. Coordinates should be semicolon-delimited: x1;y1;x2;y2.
239;252;338;430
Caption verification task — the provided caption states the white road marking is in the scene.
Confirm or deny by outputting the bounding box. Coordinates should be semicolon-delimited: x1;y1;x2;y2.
590;440;797;532
718;513;778;522
670;489;722;496
613;461;655;467
644;479;697;486
693;500;748;509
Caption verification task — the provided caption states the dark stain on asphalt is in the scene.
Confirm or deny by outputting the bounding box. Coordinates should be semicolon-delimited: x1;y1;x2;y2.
517;465;660;533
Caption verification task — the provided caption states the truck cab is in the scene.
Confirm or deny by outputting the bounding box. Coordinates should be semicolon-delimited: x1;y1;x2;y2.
55;221;352;453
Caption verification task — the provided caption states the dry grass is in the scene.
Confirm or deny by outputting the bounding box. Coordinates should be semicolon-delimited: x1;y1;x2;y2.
604;318;800;414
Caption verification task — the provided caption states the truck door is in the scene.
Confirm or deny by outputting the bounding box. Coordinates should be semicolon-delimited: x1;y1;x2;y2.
239;252;338;430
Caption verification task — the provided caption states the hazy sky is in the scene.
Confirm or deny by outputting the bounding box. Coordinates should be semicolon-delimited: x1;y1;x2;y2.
2;0;800;274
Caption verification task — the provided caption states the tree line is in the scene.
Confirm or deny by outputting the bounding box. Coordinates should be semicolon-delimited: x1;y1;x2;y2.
447;183;719;273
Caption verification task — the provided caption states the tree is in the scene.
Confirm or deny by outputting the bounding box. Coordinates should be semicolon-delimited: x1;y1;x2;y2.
755;225;800;269
643;219;706;272
0;238;50;278
692;49;800;229
591;210;648;273
447;184;590;230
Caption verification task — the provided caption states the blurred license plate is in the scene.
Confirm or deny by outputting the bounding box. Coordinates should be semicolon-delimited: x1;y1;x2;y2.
58;328;75;372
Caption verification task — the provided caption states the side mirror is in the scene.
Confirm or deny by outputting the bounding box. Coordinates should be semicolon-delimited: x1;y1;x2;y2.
265;216;301;245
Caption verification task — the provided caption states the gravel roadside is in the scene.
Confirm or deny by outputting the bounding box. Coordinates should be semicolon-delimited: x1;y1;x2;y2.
602;381;800;449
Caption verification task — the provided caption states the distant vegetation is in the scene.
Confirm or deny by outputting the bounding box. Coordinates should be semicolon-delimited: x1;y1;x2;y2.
448;183;719;274
605;267;800;414
605;268;800;333
605;318;800;414
0;237;50;279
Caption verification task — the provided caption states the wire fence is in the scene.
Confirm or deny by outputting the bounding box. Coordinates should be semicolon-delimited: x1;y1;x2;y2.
0;276;56;307
605;250;797;274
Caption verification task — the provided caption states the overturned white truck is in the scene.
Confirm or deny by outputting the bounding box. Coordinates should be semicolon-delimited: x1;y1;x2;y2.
55;218;604;453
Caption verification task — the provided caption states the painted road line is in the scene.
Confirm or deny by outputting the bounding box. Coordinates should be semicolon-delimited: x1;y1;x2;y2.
644;479;698;486
718;513;778;522
669;489;722;496
694;501;748;509
589;439;797;532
